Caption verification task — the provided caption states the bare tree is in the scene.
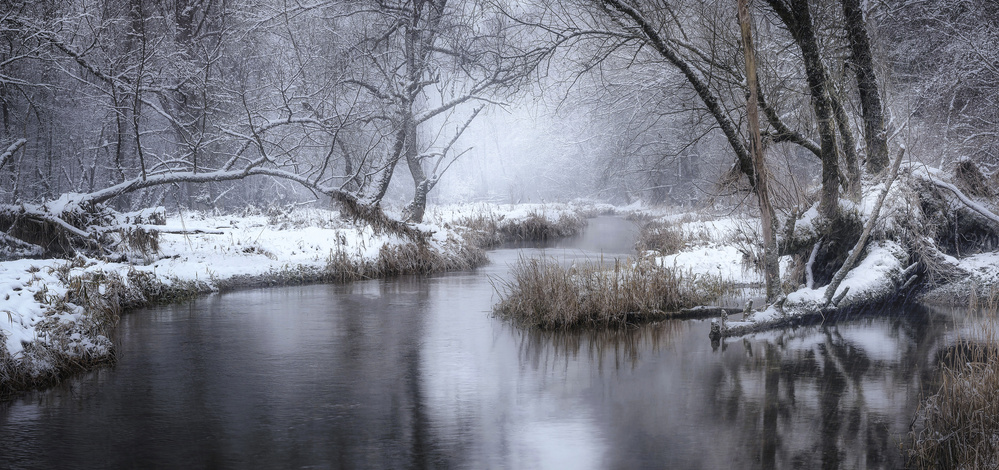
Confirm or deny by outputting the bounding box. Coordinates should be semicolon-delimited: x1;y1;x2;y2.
737;0;779;303
0;0;542;254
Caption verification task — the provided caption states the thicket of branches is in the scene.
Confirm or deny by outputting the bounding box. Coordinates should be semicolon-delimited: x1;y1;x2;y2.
1;0;997;305
0;0;538;256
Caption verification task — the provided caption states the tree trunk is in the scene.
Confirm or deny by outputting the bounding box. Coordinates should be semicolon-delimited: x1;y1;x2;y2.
793;1;839;220
830;86;861;200
403;115;430;223
767;0;841;220
738;0;780;304
406;180;431;224
369;125;408;206
841;0;889;175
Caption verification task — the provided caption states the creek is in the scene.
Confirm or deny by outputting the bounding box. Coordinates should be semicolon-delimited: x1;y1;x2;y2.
0;217;961;469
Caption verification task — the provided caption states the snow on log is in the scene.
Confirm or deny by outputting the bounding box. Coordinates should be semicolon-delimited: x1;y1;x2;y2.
823;147;905;306
912;165;999;228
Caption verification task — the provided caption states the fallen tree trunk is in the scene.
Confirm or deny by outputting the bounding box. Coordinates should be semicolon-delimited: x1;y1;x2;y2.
0;162;431;259
0;139;26;171
914;167;999;229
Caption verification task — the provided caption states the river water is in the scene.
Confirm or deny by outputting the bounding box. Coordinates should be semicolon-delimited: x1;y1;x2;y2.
0;217;961;469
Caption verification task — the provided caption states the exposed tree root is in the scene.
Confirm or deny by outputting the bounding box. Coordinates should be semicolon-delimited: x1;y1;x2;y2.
718;160;999;338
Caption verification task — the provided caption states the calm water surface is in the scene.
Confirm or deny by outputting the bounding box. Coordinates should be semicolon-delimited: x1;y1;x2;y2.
0;217;961;469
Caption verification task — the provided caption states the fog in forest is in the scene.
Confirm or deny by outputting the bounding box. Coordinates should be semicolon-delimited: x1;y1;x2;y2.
2;0;994;221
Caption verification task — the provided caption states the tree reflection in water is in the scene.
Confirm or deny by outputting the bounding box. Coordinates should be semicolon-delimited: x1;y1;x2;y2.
510;303;953;469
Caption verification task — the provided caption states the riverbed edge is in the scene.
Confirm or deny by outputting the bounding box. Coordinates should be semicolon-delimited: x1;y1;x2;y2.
0;238;485;400
0;205;594;401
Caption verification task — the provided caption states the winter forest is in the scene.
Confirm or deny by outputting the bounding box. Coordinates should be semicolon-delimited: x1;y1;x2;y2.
2;0;999;467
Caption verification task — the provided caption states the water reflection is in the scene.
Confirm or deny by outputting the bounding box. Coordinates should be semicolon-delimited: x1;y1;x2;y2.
506;304;952;469
513;322;688;372
0;218;961;469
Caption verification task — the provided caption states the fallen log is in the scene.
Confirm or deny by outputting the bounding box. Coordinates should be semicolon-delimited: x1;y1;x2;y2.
677;305;744;319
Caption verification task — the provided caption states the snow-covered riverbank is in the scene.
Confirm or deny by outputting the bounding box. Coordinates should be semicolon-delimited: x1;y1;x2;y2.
5;199;998;396
0;203;592;397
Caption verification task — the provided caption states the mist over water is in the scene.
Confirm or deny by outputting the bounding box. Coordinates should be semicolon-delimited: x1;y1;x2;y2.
0;218;959;469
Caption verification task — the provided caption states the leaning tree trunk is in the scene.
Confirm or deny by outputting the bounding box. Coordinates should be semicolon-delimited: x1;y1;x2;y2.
402;113;431;223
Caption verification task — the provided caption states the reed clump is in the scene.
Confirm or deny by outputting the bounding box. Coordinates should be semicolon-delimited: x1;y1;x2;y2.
453;214;503;248
494;255;722;329
908;338;999;468
908;295;999;469
635;220;688;255
375;237;487;276
499;211;586;241
456;210;587;248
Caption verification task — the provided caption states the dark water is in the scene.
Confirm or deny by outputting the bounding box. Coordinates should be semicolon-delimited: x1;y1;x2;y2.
0;217;960;469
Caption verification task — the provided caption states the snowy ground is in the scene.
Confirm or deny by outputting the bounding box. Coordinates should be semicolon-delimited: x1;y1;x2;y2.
1;209;410;375
633;208;768;287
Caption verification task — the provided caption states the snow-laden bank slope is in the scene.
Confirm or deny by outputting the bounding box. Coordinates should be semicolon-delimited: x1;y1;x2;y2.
0;203;594;397
0;208;475;395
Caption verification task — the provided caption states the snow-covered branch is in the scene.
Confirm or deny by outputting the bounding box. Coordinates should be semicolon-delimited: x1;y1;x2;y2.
914;167;999;228
0;139;26;171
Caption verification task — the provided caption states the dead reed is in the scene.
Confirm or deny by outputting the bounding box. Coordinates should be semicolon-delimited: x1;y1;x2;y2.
493;255;722;329
635;220;689;255
456;210;587;248
908;294;999;468
498;211;586;241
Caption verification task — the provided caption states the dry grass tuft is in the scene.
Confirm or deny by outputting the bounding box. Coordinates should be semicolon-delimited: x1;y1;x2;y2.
376;238;487;276
454;210;587;248
908;295;999;468
636;220;689;255
452;213;504;248
954;159;993;199
116;226;160;255
494;255;723;329
498;211;586;241
908;339;999;468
